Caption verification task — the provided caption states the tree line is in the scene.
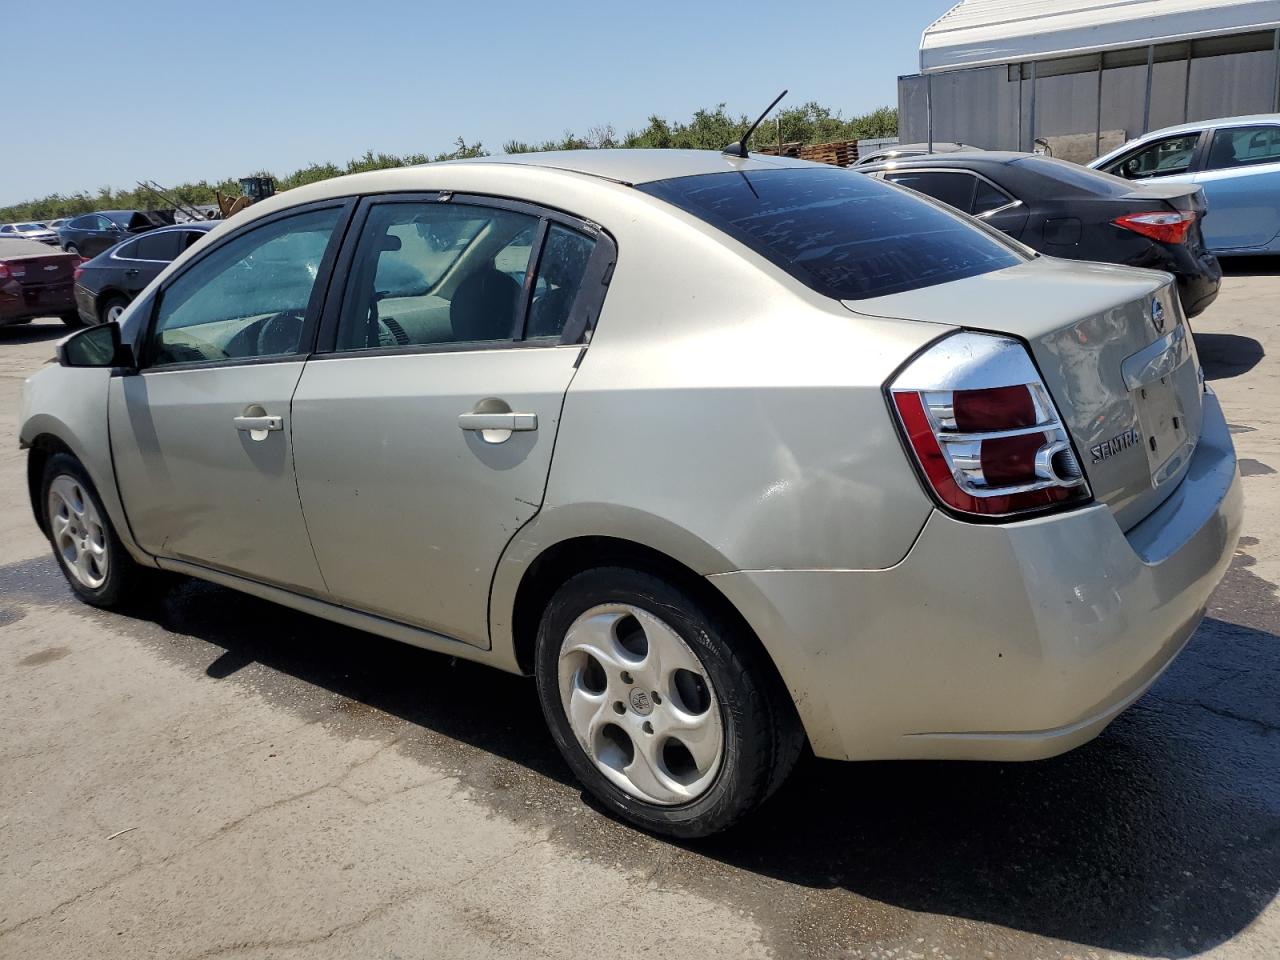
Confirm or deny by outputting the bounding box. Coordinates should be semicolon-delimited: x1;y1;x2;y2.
0;102;896;223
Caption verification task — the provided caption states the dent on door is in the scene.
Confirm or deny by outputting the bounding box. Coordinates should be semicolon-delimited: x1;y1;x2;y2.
290;347;582;647
107;363;328;593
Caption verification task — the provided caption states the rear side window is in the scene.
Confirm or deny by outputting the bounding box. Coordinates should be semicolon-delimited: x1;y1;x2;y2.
135;231;181;261
639;167;1022;300
884;170;977;211
335;201;540;351
1205;125;1280;169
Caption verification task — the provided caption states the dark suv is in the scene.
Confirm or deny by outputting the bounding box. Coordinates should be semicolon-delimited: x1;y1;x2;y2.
57;211;163;258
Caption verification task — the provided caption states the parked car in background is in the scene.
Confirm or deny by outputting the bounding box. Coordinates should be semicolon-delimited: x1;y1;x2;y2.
1090;114;1280;255
47;218;70;231
20;150;1240;838
73;221;215;325
0;222;60;246
859;152;1221;317
0;238;79;326
57;210;162;258
854;141;982;166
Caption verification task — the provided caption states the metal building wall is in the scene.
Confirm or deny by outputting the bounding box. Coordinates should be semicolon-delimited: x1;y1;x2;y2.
898;32;1280;161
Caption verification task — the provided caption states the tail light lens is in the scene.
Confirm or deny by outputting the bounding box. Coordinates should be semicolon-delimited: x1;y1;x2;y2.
0;262;9;280
73;263;84;281
889;332;1091;519
1113;210;1195;244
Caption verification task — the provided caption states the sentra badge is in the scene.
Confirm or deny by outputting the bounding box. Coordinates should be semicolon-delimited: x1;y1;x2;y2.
1090;426;1141;464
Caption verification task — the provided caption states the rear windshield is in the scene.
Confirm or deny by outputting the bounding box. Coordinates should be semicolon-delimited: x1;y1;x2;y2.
1010;155;1135;196
638;167;1023;300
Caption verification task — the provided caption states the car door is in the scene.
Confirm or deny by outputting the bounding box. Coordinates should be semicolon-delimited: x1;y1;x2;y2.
80;215;120;257
108;200;350;593
1193;124;1280;251
291;194;614;646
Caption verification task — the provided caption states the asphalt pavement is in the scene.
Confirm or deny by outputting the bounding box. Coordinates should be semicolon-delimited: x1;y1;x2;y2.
1;269;1277;959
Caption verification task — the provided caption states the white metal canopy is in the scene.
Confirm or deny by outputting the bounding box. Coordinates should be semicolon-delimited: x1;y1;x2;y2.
921;0;1280;73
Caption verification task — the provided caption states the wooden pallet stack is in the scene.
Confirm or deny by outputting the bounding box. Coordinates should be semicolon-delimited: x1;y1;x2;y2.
755;140;860;167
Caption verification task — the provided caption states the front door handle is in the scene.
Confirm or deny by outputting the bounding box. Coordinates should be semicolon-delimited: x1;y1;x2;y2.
457;412;538;432
234;415;283;433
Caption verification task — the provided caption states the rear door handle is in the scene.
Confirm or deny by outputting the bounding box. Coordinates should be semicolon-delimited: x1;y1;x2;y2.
233;415;283;432
457;412;538;432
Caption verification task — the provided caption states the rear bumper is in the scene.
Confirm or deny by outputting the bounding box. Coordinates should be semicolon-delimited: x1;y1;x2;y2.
74;283;98;324
712;388;1242;761
0;280;74;324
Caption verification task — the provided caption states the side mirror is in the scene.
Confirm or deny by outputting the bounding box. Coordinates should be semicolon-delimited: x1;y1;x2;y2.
57;322;136;370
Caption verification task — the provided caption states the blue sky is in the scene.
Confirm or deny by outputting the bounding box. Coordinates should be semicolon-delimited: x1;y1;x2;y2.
5;1;955;206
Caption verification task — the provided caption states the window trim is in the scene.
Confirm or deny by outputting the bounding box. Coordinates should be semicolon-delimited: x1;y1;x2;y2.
315;191;616;359
135;197;357;373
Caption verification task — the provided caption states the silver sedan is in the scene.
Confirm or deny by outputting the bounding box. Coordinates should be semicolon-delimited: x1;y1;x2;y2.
19;150;1242;837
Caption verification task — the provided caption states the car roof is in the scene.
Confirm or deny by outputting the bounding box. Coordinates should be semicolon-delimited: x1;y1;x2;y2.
857;151;1024;172
1129;113;1280;139
453;148;819;185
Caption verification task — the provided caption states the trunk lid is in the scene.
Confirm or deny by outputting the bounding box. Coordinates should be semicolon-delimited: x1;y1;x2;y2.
852;256;1204;530
2;248;77;287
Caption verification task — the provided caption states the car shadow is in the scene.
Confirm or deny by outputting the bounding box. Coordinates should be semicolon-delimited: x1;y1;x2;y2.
1217;254;1280;276
1196;332;1265;380
1;552;1276;958
0;319;70;344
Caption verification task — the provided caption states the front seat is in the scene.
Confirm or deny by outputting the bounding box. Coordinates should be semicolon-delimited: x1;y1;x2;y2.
1207;135;1239;170
449;266;521;342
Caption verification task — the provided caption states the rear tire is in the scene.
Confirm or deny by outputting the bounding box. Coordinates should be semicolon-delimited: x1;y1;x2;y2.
64;243;79;256
534;566;803;838
41;453;157;609
60;312;84;328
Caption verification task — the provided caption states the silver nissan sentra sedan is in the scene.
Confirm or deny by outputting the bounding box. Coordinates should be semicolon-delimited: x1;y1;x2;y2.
19;150;1242;837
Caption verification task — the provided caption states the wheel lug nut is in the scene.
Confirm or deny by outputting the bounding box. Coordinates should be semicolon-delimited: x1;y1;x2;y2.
642;721;654;735
613;701;625;715
621;671;633;684
651;691;662;705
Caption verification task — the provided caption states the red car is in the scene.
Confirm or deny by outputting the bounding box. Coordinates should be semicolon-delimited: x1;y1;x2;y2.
0;238;80;327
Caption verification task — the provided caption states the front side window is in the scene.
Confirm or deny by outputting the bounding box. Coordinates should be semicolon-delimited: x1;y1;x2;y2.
147;207;340;367
1205;125;1280;170
335;202;541;351
640;167;1022;301
1106;133;1200;179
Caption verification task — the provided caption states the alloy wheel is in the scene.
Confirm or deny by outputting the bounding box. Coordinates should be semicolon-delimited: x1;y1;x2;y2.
47;475;108;589
557;603;724;805
106;303;125;324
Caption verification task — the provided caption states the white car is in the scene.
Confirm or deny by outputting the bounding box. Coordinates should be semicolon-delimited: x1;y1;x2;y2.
20;150;1241;836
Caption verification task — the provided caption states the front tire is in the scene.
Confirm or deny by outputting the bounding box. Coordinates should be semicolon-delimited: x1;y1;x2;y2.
41;453;153;609
535;567;803;838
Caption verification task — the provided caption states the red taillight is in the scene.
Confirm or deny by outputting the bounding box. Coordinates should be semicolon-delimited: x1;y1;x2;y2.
73;263;84;281
1113;210;1195;244
889;333;1090;519
0;262;9;280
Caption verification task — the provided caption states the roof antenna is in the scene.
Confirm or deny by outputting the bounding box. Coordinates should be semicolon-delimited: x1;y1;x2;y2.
723;89;788;158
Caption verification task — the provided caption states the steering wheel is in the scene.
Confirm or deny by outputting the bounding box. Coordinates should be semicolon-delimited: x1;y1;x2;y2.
257;309;305;355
